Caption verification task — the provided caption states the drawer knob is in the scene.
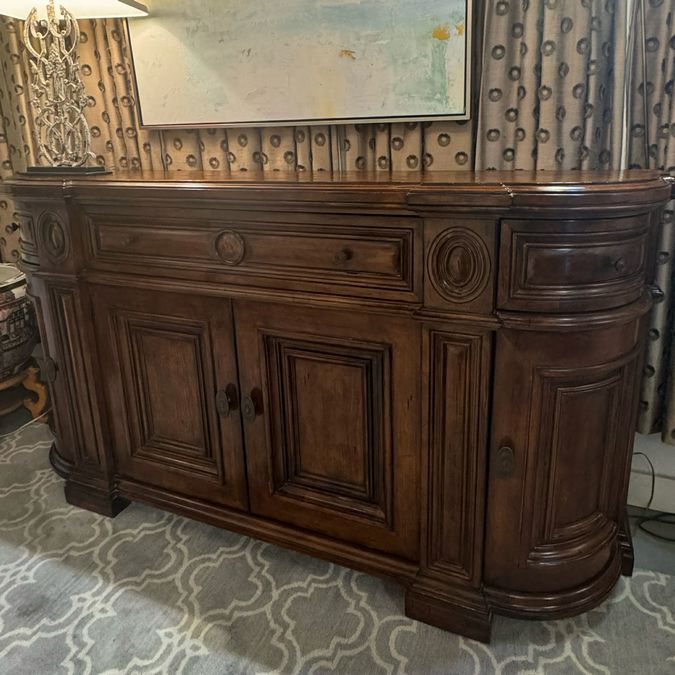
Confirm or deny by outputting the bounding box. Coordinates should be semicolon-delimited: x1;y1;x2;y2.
614;257;628;274
120;235;137;248
334;247;353;264
215;230;246;265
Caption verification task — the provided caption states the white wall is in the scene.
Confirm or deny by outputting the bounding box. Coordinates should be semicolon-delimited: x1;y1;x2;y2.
629;433;675;514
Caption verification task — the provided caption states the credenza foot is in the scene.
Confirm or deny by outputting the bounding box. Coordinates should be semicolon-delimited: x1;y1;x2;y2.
49;442;129;518
484;545;622;620
405;579;492;643
618;514;635;577
64;479;129;518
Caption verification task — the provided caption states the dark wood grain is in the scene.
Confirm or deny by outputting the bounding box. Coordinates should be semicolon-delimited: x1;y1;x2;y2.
406;327;492;641
485;324;642;599
8;169;671;643
92;286;249;510
499;216;650;312
234;300;420;560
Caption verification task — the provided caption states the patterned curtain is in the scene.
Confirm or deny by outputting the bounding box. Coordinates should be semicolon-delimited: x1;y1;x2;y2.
631;1;675;443
476;0;630;171
0;17;35;264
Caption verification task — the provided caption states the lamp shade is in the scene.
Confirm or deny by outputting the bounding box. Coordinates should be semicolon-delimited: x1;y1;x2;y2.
1;0;148;19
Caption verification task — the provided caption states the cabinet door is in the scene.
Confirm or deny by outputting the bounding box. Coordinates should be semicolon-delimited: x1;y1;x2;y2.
92;286;248;510
234;301;420;559
485;324;642;593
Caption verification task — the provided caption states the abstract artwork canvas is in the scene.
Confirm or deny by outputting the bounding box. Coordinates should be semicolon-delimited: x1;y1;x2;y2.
127;0;472;128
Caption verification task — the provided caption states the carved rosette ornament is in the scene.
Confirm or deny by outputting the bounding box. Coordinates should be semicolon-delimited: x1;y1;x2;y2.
24;0;94;168
215;230;246;265
428;228;490;303
38;212;69;263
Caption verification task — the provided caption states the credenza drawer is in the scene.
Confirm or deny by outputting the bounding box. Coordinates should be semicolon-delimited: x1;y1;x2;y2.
498;217;650;312
88;214;419;301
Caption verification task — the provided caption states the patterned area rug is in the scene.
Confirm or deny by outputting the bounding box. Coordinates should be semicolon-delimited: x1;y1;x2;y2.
1;424;674;675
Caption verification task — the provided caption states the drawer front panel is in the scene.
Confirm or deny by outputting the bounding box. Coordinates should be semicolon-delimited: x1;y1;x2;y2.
499;217;650;312
88;213;419;301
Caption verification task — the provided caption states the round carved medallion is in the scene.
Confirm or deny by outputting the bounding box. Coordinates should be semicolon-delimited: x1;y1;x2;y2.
38;212;69;263
428;228;490;303
215;230;246;265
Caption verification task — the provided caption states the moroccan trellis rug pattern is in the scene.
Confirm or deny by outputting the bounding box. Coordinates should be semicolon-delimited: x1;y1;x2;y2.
1;424;674;675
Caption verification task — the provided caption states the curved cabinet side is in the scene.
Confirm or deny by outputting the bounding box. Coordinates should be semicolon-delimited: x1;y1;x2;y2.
16;200;127;518
27;282;75;480
484;311;646;617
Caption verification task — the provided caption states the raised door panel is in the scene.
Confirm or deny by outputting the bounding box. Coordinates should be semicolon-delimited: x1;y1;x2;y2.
267;335;390;524
485;324;642;595
235;301;420;560
92;287;248;510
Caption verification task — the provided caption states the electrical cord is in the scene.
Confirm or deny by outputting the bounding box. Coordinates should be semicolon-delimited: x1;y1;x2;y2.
638;512;675;542
0;409;52;440
630;450;675;543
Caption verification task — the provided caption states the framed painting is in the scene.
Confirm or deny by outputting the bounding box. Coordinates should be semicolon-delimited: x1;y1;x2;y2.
127;0;473;128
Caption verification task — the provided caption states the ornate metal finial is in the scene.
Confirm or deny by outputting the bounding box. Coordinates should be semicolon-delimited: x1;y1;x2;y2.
23;0;94;168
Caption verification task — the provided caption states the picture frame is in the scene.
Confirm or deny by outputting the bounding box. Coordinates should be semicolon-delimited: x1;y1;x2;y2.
126;0;473;129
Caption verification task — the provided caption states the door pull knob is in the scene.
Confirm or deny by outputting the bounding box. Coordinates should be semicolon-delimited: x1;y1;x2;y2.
216;384;238;417
495;445;516;478
242;389;262;424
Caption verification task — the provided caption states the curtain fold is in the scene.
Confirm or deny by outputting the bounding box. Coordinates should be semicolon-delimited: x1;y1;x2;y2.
630;1;675;443
476;0;629;171
0;16;33;264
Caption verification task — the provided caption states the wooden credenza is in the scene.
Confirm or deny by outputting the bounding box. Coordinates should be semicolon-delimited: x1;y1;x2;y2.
9;170;672;642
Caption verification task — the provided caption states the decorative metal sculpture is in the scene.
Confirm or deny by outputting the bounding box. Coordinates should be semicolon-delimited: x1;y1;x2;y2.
23;0;94;168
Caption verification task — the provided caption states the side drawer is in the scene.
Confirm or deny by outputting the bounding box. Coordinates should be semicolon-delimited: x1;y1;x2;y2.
498;217;650;312
87;212;420;302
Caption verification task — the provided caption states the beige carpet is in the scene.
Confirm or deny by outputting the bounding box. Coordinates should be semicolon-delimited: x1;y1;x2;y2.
1;423;674;675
